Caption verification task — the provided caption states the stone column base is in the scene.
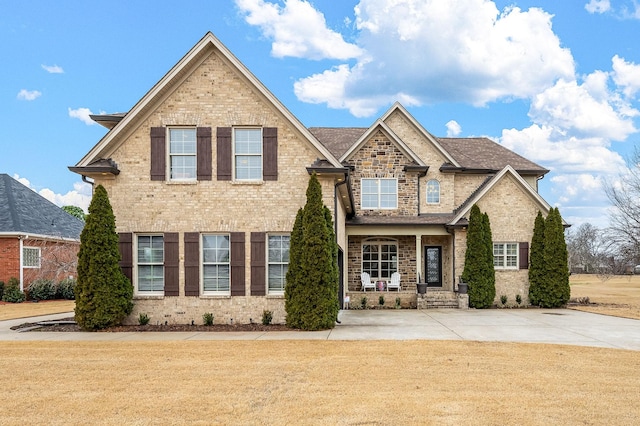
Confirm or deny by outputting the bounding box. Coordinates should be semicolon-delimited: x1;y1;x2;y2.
457;293;469;309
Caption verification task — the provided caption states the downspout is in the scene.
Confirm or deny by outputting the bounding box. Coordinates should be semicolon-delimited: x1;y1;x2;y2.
82;175;94;186
335;172;350;309
18;234;28;291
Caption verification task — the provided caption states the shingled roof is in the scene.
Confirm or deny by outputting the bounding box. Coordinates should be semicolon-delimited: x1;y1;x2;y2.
0;174;84;240
309;127;547;175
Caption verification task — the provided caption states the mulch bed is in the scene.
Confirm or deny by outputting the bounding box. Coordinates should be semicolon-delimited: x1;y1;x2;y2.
10;317;296;333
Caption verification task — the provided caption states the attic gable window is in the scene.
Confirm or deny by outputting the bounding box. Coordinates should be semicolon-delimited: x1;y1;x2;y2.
169;128;196;181
361;178;397;209
234;128;263;180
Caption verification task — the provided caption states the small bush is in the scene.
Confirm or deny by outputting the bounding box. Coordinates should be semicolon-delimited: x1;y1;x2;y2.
360;297;368;309
138;313;150;325
0;281;5;300
378;295;385;306
27;279;57;301
515;294;522;305
500;295;508;306
262;310;273;325
2;278;25;303
56;278;76;300
203;312;214;326
395;297;401;309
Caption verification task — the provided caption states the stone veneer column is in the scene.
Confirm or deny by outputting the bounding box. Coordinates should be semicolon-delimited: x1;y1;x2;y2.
415;234;422;283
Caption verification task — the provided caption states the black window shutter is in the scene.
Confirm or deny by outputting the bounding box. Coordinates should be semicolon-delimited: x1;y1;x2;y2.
118;233;133;282
230;232;245;296
217;127;232;181
150;127;166;181
263;127;278;181
197;127;212;181
184;232;200;296
251;232;266;296
164;233;179;296
519;242;529;270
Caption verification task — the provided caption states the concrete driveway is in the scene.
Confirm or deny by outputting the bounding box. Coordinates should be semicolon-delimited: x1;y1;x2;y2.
1;309;639;351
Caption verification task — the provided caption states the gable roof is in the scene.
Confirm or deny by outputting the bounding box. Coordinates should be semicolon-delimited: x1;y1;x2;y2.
72;32;342;172
380;102;460;167
0;174;84;240
339;119;426;166
449;165;554;226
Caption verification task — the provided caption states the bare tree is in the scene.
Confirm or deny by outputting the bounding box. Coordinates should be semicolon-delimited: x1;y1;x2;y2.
604;146;640;270
566;223;604;273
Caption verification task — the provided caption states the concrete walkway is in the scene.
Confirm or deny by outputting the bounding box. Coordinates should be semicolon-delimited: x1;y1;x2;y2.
1;309;639;350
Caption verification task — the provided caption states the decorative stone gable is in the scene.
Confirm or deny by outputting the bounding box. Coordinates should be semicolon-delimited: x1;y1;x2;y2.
348;129;418;216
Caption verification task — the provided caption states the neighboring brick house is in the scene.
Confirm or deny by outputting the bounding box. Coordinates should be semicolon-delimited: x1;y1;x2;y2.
0;174;84;291
70;32;556;324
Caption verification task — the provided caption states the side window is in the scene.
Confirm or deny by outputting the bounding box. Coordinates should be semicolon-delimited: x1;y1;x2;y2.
202;234;230;294
234;128;262;180
426;179;440;204
493;242;518;269
268;235;289;293
169;128;197;181
22;247;41;268
136;235;164;294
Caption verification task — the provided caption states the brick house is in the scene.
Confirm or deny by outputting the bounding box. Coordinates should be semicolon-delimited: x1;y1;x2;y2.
70;32;556;324
0;174;84;291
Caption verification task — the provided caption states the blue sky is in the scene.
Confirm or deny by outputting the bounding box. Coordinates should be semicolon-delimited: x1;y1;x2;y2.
2;0;639;228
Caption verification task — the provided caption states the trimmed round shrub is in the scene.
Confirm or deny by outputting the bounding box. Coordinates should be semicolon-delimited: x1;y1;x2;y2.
56;278;76;300
27;279;57;301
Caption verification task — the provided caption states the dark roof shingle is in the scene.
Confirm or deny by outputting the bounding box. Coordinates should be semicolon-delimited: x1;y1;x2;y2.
0;174;84;239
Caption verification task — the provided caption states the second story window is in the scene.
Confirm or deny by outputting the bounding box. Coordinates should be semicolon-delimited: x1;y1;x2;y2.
426;179;440;204
361;178;397;209
234;128;262;180
169;128;196;181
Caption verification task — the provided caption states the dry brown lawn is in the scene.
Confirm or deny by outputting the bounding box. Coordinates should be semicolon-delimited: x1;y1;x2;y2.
570;274;640;320
2;283;640;424
1;340;639;425
0;299;75;321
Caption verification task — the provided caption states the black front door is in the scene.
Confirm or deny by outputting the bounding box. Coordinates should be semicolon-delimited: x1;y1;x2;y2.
425;246;442;287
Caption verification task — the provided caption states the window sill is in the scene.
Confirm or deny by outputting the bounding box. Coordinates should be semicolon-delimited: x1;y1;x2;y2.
134;295;165;299
266;293;285;299
232;180;264;186
166;180;198;185
200;294;232;299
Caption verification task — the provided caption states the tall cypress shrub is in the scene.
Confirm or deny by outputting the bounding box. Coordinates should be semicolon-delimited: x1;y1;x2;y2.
75;185;133;330
462;205;495;308
528;211;546;305
538;207;570;308
284;173;339;330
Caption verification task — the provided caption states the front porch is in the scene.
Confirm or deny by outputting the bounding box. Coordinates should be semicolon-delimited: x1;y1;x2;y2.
345;289;468;310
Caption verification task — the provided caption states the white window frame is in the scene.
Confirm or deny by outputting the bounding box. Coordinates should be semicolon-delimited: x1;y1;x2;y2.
494;242;518;269
202;234;231;295
267;234;290;294
233;128;263;181
22;247;41;268
361;178;398;210
168;127;197;181
135;234;165;295
362;239;398;280
426;179;440;204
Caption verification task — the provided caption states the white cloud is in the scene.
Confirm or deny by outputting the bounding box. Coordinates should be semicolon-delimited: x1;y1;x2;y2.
612;55;640;98
41;64;64;73
287;0;575;116
445;120;462;137
585;0;610;14
17;89;42;101
235;0;362;60
68;107;96;125
12;175;91;213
